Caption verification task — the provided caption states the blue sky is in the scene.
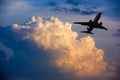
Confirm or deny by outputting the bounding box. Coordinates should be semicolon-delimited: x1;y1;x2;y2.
0;0;120;80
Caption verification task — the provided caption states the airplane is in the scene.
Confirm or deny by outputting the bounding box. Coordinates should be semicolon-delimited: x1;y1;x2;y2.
73;12;108;35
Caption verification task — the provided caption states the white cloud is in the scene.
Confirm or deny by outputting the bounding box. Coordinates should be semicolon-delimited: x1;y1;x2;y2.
26;16;43;25
12;24;31;29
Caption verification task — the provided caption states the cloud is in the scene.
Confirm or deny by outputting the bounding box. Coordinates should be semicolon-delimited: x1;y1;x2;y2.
12;24;31;30
47;0;120;20
49;0;100;15
0;0;34;14
18;16;115;77
0;42;13;60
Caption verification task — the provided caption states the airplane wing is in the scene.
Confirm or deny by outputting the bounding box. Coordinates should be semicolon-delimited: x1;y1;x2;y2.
98;25;108;30
73;22;90;26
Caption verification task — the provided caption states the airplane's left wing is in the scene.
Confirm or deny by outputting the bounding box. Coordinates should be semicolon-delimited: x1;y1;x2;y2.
73;22;90;26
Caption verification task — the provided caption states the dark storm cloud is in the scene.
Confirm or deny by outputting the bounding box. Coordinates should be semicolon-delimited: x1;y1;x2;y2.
53;7;97;15
47;0;120;20
47;0;99;15
25;0;61;8
65;0;102;15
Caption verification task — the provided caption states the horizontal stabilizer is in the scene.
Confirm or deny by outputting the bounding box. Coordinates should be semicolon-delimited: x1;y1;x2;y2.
81;31;94;35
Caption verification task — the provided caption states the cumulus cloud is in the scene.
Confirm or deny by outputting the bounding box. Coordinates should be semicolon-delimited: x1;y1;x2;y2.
12;24;30;30
0;42;13;60
21;16;115;77
12;16;116;77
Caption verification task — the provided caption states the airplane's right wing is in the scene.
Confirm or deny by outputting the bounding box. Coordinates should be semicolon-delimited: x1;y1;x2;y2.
73;22;90;26
98;25;108;30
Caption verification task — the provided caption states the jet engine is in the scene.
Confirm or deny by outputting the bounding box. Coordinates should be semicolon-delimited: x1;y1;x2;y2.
99;22;102;25
89;20;92;23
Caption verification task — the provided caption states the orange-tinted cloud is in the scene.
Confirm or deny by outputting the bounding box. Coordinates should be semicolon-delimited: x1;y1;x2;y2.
13;16;116;77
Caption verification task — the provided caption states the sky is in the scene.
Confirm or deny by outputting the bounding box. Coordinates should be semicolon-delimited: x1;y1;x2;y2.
0;0;120;80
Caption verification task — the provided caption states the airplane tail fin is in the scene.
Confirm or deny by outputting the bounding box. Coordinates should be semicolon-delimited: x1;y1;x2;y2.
81;31;94;35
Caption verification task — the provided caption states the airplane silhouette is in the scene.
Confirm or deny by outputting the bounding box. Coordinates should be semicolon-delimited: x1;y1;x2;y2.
73;12;108;35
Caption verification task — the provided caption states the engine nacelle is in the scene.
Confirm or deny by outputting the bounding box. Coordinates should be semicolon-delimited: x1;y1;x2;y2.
89;20;92;23
99;22;102;25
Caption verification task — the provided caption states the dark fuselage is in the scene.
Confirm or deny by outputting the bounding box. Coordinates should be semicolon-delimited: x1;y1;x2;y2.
87;22;101;28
